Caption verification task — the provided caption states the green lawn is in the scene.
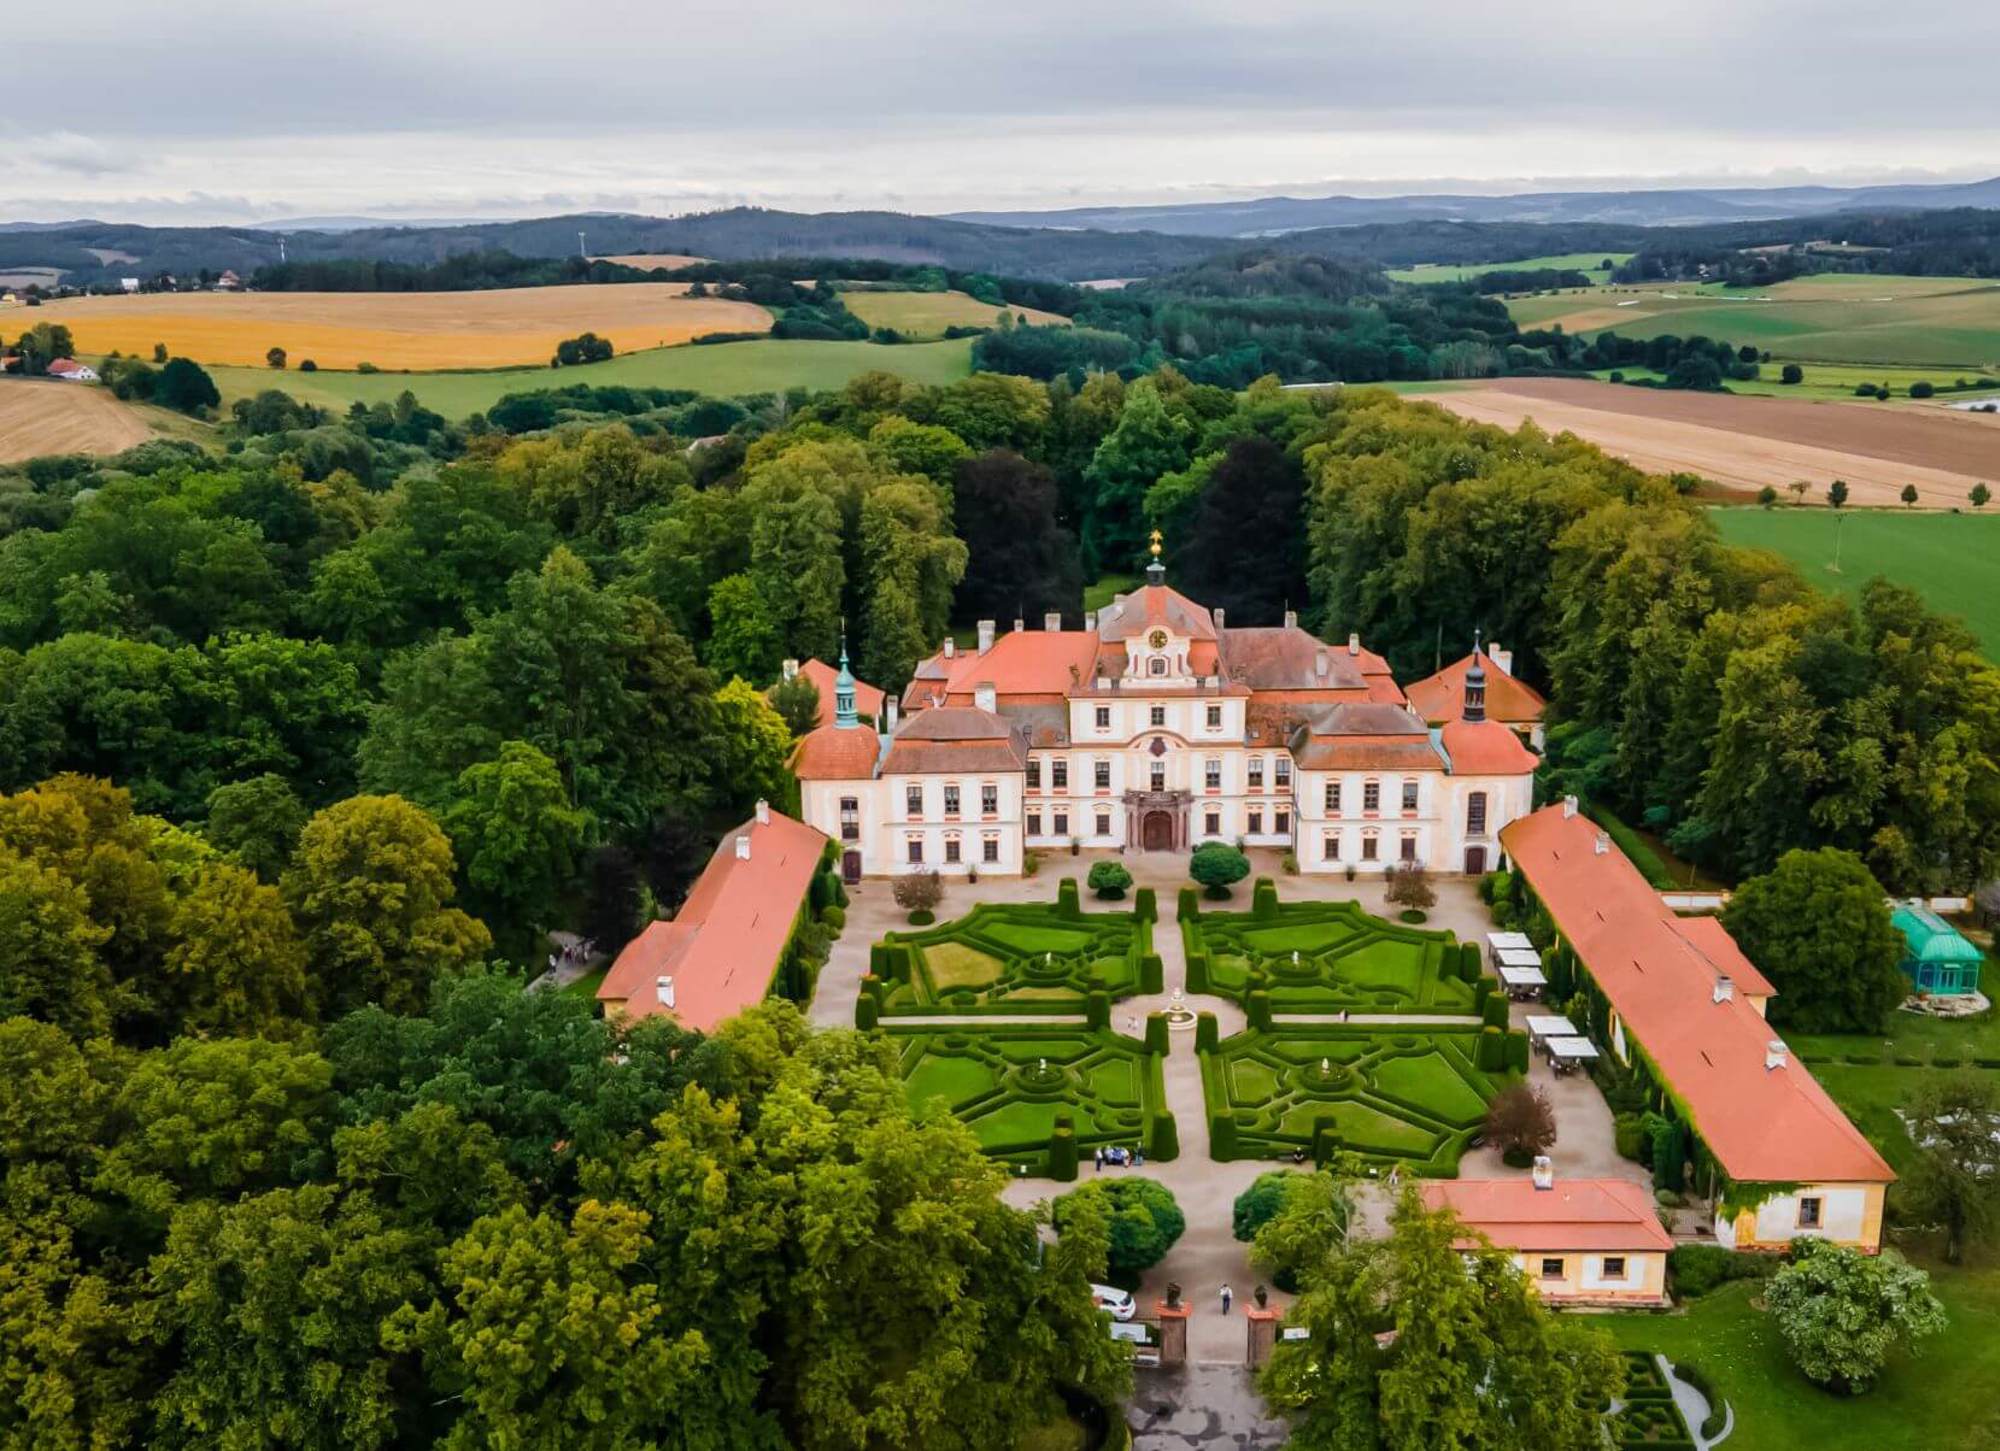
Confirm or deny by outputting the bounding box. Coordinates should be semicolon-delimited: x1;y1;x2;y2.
1592;360;2000;403
204;336;975;416
1606;1255;2000;1451
1186;901;1477;1014
1389;252;1634;286
1709;508;2000;658
872;900;1154;1015
840;288;1068;339
1200;1026;1509;1173
890;1025;1172;1172
558;965;607;1001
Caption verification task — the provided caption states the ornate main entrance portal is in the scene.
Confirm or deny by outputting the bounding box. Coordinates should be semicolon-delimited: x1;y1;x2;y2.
1124;789;1191;852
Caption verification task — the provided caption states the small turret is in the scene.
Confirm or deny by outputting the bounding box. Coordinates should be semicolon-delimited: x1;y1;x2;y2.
1464;629;1488;724
834;638;858;729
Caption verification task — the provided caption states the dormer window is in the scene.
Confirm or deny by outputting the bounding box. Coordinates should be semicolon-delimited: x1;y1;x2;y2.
1149;657;1166;676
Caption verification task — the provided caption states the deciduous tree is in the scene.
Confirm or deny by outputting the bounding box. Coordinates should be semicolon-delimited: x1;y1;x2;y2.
1767;1238;1946;1394
1721;848;1907;1033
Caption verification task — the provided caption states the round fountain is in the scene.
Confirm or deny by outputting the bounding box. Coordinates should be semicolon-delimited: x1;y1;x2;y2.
1300;1054;1353;1092
1162;986;1198;1033
1012;1055;1071;1099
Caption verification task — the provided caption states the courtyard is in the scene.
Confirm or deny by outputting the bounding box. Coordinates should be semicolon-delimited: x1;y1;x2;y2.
1186;897;1479;1014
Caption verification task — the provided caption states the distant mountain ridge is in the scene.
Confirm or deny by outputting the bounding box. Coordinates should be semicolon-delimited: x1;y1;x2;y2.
947;176;2000;236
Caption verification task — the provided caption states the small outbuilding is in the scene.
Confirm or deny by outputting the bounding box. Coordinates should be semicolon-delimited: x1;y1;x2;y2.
1891;905;1985;997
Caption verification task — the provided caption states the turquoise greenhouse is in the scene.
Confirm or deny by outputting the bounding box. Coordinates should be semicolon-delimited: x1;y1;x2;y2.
1890;906;1985;998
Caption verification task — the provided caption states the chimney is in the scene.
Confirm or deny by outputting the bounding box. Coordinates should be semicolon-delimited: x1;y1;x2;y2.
1593;829;1610;855
755;798;770;825
1284;609;1298;629
1045;611;1062;632
1314;650;1328;678
884;697;899;732
974;682;997;714
655;975;675;1009
782;658;799;680
1084;610;1097;631
1562;794;1579;819
1012;617;1024;635
976;620;995;654
1531;1155;1554;1191
1212;607;1225;631
1765;1039;1789;1072
1489;643;1514;677
1713;975;1735;1005
943;637;956;659
734;834;751;861
1347;631;1360;656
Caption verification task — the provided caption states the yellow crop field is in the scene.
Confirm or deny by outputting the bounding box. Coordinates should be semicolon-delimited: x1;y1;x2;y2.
595;253;709;271
14;285;773;370
841;289;1069;338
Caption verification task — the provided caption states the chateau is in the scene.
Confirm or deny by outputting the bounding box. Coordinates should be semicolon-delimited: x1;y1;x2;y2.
794;552;1538;880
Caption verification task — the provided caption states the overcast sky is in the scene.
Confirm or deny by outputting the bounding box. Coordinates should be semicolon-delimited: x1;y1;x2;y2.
3;0;1995;224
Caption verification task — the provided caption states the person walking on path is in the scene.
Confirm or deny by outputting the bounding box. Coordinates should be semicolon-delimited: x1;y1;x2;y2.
1093;1146;1104;1173
1219;1284;1233;1315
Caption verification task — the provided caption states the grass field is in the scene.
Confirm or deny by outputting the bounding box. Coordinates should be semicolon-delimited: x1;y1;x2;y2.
1200;1026;1509;1173
890;1025;1172;1172
842;288;1069;339
13;285;774;371
1508;274;2000;369
1389;252;1634;285
873;901;1153;1015
1186;901;1476;1014
1607;1255;2000;1451
0;379;166;461
1709;508;2000;656
203;336;977;417
1595;360;2000;404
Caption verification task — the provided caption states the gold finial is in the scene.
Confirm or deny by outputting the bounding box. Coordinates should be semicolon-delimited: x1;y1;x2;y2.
1149;528;1163;559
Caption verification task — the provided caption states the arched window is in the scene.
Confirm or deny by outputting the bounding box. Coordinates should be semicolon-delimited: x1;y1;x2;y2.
1149;656;1166;676
1466;791;1488;834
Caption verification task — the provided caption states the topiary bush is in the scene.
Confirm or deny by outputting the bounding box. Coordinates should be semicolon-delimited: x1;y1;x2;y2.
1054;1177;1185;1276
1614;1114;1647;1162
1459;941;1482;982
907;909;935;925
1476;1025;1506;1071
1195;1011;1218;1053
1048;1114;1078;1182
821;904;845;932
1190;842;1250;899
1247;989;1272;1030
855;993;879;1030
1144;1011;1169;1054
1140;952;1164;994
1088;860;1132;900
1056;877;1081;917
1481;994;1510;1029
1232;1170;1303;1241
1505;1029;1530;1074
1086;989;1110;1029
1133;886;1157;923
1252;876;1279;919
1177;885;1199;921
1184;944;1210;994
1210;1108;1237;1158
1148;1111;1180;1162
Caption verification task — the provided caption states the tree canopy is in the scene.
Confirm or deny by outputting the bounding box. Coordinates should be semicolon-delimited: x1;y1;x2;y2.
1721;848;1908;1033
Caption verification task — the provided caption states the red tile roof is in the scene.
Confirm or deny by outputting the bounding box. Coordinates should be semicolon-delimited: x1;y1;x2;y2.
1096;584;1216;642
1291;735;1444;772
881;707;1025;774
1500;806;1893;1185
1220;626;1369;690
1424;1178;1673;1253
1668;915;1777;999
1439;718;1539;775
1407;650;1546;726
902;631;1101;707
598;807;827;1032
777;659;884;729
791;722;882;780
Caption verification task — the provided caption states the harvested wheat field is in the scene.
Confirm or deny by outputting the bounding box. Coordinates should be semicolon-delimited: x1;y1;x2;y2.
1408;378;2000;508
593;253;709;271
21;285;772;370
0;381;157;462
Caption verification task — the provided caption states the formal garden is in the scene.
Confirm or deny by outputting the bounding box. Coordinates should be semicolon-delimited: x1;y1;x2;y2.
1198;1021;1526;1174
1181;882;1480;1015
1607;1352;1701;1448
863;880;1160;1018
889;1023;1177;1176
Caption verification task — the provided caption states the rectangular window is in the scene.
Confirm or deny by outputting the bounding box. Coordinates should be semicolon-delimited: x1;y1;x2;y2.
1363;780;1381;812
1539;1258;1565;1280
1275;758;1292;789
1095;706;1111;730
981;784;998;814
1150;763;1165;792
944;837;961;864
1094;759;1111;790
1248;757;1264;789
1205;758;1222;791
906;785;924;818
943;784;961;816
1400;835;1417;863
1053;812;1069;836
982;837;999;864
1602;1257;1627;1280
1324;832;1341;862
1401;780;1419;812
907;839;923;864
1150;704;1166;727
1362;835;1379;862
1466;791;1487;835
1027;812;1043;837
1325;780;1341;813
1205;810;1220;835
1095;811;1110;836
1276;810;1290;835
1026;760;1041;790
839;796;860;841
1052;760;1069;790
1248;809;1263;835
1206;704;1222;729
1798;1198;1822;1229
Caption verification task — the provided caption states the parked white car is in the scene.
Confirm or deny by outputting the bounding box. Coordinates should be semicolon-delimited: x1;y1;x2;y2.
1090;1284;1136;1321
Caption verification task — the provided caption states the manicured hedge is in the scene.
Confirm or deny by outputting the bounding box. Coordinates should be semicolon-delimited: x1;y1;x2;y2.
1141;952;1164;994
855;993;879;1030
1177;886;1199;921
1481;994;1511;1029
1668;1244;1777;1298
1148;1110;1180;1162
1252;877;1279;919
1049;1115;1078;1182
1134;886;1157;922
1504;1028;1530;1074
1210;1109;1237;1157
1056;877;1080;917
1477;1025;1506;1071
1247;989;1272;1030
1145;1012;1169;1054
1458;941;1482;982
1184;943;1210;994
1196;1012;1219;1053
1087;989;1110;1029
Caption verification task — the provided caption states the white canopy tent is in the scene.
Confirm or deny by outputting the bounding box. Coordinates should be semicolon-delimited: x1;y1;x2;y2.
1496;947;1543;970
1524;1014;1578;1040
1546;1036;1600;1062
1487;931;1535;953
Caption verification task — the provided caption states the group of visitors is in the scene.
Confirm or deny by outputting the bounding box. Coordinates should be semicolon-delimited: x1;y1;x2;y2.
547;937;597;974
1092;1145;1145;1171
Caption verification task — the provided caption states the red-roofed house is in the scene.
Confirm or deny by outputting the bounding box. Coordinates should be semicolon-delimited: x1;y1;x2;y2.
1407;643;1546;749
1424;1175;1672;1306
775;656;884;729
597;801;828;1031
1501;801;1894;1252
795;559;1537;878
45;358;98;383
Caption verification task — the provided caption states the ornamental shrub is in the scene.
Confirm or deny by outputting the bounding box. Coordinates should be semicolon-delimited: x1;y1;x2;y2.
1247;990;1272;1030
1140;952;1164;994
1210;1109;1237;1157
1134;886;1157;922
1232;1170;1303;1241
1148;1111;1180;1162
1505;1029;1530;1074
1054;1178;1185;1276
1190;842;1250;898
1048;1115;1078;1182
1056;876;1081;916
820;904;845;932
1459;941;1482;982
1086;989;1109;1029
907;909;934;926
1614;1114;1647;1161
1476;1026;1505;1071
1668;1244;1777;1298
1144;1012;1168;1054
1185;944;1210;993
1088;860;1132;900
854;993;879;1030
1481;994;1510;1029
1177;885;1199;921
1195;1011;1218;1053
1252;876;1279;919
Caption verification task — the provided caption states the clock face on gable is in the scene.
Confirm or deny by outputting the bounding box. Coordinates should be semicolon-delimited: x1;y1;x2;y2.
1148;629;1168;650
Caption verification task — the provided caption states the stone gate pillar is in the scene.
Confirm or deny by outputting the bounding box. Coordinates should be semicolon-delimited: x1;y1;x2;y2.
1245;1306;1280;1367
1154;1301;1190;1369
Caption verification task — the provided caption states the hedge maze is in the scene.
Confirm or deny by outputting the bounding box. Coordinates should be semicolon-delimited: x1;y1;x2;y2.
1608;1353;1696;1449
890;1024;1175;1177
1198;1024;1517;1175
865;891;1159;1018
1182;888;1480;1016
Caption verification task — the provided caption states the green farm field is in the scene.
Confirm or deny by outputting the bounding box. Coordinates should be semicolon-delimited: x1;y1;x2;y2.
201;336;976;416
1510;274;2000;369
841;288;1068;339
1388;252;1634;285
1710;508;2000;657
